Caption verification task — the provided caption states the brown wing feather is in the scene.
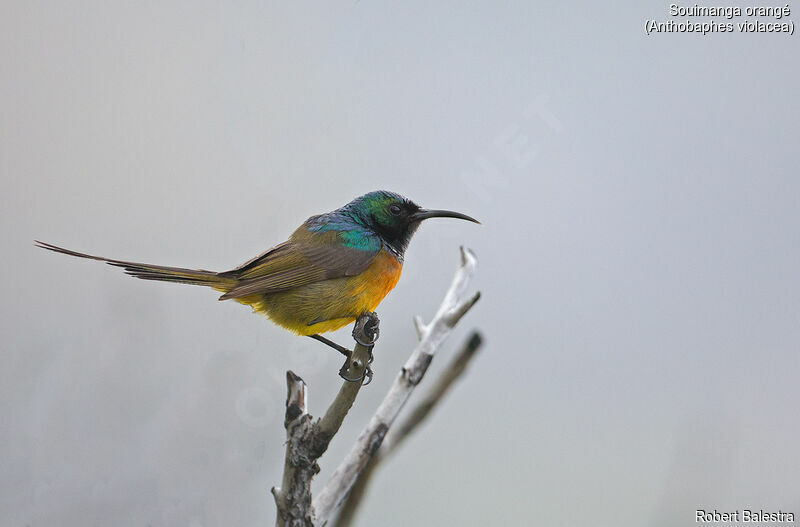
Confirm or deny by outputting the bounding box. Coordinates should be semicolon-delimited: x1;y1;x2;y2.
218;229;380;299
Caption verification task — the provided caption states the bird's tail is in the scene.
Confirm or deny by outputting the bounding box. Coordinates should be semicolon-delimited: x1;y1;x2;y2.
35;241;237;292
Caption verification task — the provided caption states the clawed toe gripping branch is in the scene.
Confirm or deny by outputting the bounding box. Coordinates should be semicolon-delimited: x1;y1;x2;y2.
309;312;379;385
272;247;482;527
339;312;379;385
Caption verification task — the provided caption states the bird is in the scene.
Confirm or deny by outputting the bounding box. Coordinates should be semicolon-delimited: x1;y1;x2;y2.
36;190;479;381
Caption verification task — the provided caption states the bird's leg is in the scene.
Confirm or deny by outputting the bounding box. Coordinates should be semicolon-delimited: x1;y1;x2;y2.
308;312;380;385
308;334;351;357
345;311;380;385
308;333;371;384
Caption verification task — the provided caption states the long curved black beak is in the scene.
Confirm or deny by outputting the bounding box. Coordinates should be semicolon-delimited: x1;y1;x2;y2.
410;208;480;224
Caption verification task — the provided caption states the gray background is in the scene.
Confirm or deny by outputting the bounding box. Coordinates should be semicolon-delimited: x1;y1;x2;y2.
2;2;799;526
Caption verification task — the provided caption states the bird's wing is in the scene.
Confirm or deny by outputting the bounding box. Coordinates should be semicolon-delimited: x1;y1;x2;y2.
218;229;381;299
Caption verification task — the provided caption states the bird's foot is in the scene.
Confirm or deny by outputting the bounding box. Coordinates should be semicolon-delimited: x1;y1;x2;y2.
362;346;374;385
338;357;374;385
339;313;378;385
311;313;379;385
352;311;380;347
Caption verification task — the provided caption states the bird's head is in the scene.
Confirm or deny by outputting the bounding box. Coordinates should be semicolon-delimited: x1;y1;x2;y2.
346;190;479;255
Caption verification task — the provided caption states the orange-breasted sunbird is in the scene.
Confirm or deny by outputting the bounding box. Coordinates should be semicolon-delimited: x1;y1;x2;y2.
37;190;478;379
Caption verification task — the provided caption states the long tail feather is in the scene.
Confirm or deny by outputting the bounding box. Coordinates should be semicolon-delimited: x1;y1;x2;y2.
35;241;236;291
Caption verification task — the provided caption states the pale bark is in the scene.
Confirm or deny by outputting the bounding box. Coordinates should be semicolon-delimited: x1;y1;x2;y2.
333;331;483;527
313;247;480;525
272;247;480;526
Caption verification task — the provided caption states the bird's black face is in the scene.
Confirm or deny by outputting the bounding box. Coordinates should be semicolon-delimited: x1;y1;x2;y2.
363;193;422;253
353;190;479;256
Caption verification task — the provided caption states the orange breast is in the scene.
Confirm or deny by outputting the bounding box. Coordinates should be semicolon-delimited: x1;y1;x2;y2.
348;249;403;313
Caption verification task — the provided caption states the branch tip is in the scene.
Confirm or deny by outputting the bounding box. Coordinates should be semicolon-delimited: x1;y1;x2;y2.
286;370;304;384
459;246;477;267
446;290;481;326
465;331;483;353
413;315;426;339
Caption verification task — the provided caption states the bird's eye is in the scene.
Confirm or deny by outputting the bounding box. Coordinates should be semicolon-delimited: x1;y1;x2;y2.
389;204;402;215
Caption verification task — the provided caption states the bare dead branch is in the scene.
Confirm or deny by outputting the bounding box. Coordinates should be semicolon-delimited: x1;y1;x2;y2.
329;456;377;527
384;331;482;452
333;331;483;527
272;314;377;527
272;371;315;527
313;247;480;525
314;313;379;455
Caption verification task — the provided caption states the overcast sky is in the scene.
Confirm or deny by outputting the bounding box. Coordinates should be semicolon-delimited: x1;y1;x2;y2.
2;2;799;526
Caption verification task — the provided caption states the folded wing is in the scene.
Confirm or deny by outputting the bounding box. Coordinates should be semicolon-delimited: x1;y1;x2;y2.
218;229;381;299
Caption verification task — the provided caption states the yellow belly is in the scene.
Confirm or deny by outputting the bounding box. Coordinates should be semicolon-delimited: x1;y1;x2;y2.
233;250;402;335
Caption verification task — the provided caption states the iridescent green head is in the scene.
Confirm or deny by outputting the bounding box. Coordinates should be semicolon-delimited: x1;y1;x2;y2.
343;190;479;255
